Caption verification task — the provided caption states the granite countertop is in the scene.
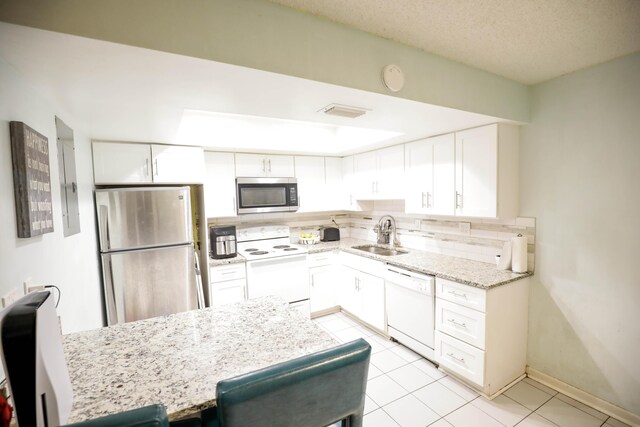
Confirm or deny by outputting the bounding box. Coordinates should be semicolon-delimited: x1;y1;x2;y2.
63;297;336;422
206;237;530;288
305;238;531;289
208;254;246;267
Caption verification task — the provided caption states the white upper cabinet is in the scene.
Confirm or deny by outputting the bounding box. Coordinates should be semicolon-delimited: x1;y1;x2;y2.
294;156;345;213
341;156;362;211
354;145;404;199
324;157;344;211
294;156;325;213
405;134;455;215
454;124;518;218
204;152;237;218
93;142;205;185
235;153;295;177
151;144;205;184
93;142;152;184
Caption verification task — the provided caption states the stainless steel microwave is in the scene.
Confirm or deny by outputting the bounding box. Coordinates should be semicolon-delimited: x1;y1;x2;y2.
236;177;299;214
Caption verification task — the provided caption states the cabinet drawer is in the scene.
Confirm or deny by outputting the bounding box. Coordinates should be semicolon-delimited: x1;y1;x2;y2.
436;278;486;312
436;299;486;349
340;251;385;277
308;251;335;268
210;263;246;282
435;331;484;387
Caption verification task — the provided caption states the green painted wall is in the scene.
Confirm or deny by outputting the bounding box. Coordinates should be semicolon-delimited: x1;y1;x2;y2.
521;52;640;416
0;0;529;122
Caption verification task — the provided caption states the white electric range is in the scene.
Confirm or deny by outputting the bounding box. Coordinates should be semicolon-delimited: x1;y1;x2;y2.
237;226;310;315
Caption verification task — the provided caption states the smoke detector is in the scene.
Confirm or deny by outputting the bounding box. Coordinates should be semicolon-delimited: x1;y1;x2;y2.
319;104;370;119
382;64;404;92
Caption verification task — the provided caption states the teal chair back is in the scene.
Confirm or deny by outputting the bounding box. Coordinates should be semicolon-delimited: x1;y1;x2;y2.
212;338;371;427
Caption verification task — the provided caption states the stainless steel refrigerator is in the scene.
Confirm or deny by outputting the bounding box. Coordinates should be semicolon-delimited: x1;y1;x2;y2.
96;187;198;325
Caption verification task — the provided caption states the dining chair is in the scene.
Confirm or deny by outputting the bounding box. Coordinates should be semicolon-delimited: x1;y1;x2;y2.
203;338;371;427
61;404;201;427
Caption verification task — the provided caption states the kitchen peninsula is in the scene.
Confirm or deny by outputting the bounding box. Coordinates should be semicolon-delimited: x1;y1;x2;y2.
62;297;336;422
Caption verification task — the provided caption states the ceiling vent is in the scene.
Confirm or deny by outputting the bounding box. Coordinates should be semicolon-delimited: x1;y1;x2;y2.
319;104;370;119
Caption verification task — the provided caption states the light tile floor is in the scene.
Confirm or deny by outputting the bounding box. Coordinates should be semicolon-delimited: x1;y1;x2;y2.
312;312;630;427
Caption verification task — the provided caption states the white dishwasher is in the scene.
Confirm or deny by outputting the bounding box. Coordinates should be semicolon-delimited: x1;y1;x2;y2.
385;265;436;361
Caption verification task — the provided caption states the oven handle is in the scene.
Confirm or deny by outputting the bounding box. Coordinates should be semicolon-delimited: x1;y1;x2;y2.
247;253;308;265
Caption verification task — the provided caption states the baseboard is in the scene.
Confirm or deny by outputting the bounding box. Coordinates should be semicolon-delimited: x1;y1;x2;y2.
526;366;640;427
310;306;340;319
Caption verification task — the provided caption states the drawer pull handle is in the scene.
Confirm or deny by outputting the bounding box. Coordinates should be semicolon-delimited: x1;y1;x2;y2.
221;271;236;275
448;290;468;299
447;318;467;328
447;352;465;364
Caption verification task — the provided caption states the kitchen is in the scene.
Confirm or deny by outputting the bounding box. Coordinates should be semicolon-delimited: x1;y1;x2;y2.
0;1;639;427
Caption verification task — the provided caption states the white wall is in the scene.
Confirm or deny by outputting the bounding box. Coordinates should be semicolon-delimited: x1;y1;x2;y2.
0;55;103;335
520;53;640;415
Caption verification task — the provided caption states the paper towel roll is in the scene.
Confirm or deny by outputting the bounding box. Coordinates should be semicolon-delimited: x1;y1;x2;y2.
511;234;528;273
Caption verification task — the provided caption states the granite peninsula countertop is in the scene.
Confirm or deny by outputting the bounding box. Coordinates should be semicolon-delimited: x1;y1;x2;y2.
305;238;531;289
62;297;336;422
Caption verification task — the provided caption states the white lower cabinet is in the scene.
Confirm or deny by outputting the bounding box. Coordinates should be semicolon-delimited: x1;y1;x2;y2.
209;263;246;307
338;252;386;331
434;277;529;397
308;251;339;314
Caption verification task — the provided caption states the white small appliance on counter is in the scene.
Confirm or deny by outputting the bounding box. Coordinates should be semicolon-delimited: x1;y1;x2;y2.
0;291;73;427
237;225;310;315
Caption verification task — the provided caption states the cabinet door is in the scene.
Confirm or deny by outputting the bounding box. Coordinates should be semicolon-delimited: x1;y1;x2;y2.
235;153;268;177
93;142;152;184
204;152;237;218
339;266;360;316
375;145;404;198
151;145;205;184
324;157;343;211
209;278;246;307
404;139;433;214
431;133;456;215
455;125;498;217
294;156;325;212
341;156;361;211
354;151;376;198
309;265;337;313
266;155;295;177
358;271;385;331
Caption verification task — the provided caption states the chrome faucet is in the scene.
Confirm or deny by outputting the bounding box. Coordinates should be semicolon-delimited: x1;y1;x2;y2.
374;215;400;247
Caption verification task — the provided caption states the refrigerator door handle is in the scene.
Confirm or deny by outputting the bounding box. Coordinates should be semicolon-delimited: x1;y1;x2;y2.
194;249;205;309
99;204;111;251
103;255;121;325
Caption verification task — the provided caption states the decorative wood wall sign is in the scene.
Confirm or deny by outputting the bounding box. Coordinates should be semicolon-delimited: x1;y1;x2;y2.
10;121;54;237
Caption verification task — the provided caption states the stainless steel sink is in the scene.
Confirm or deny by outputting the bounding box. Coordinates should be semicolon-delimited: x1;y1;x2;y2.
352;245;408;257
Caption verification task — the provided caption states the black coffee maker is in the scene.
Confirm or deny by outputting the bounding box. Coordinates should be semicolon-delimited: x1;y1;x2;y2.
209;225;237;259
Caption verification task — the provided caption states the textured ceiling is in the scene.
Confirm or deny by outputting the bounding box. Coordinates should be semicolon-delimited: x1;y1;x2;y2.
268;0;640;85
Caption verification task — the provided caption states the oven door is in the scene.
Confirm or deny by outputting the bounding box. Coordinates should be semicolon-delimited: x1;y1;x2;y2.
236;178;298;214
245;254;309;303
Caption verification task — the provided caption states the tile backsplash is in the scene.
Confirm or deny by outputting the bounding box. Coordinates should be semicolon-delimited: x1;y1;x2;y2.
209;201;536;271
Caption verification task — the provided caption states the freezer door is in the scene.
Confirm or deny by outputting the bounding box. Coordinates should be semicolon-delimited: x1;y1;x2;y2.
102;244;197;325
96;187;192;252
